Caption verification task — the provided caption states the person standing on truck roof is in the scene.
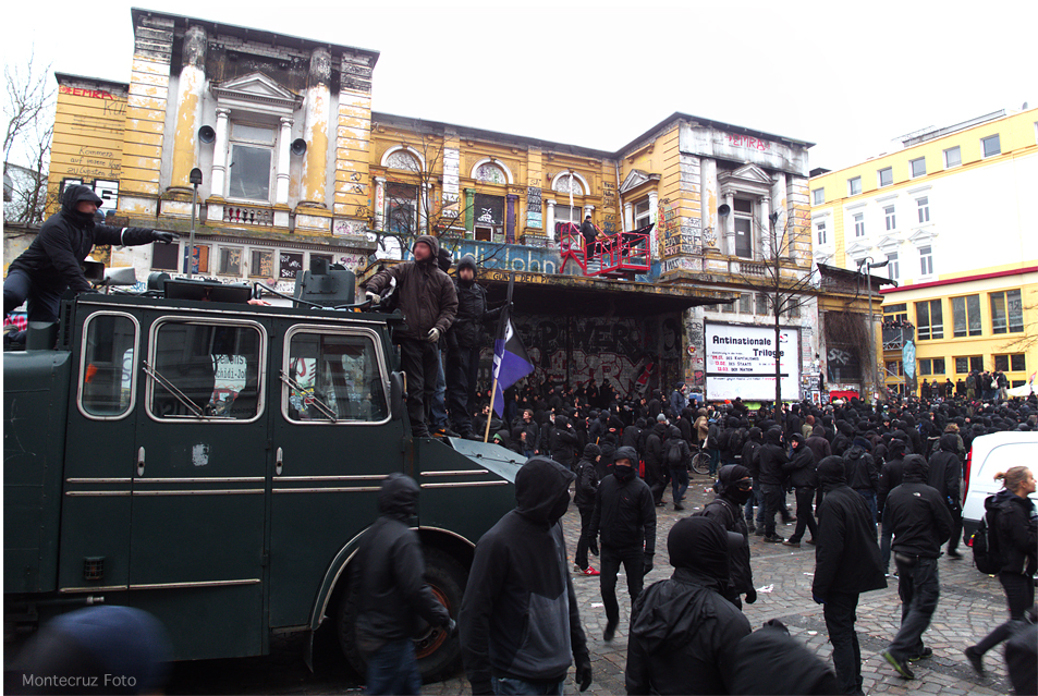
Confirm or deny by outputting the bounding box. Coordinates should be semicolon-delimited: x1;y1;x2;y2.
3;184;177;344
964;466;1037;676
459;457;593;695
364;235;458;438
353;474;454;696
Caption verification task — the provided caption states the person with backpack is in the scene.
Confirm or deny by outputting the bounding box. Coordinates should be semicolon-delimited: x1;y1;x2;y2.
664;425;691;511
699;464;757;608
926;433;964;559
573;444;602;577
964;466;1038;675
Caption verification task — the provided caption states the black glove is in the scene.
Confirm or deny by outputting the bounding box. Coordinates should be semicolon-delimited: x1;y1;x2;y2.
152;231;178;244
575;655;593;692
588;539;599;557
745;587;757;604
445;618;458;637
643;552;654;576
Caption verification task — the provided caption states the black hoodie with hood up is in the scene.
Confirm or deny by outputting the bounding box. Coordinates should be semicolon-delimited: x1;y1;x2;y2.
448;254;502;349
625;517;751;695
8;184;158;294
459;457;589;693
353;474;451;653
882;454;952;558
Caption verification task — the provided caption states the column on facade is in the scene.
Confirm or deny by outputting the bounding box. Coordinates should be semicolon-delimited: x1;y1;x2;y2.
770;174;787;254
374;177;386;230
647;191;659;257
506;194;518;244
420;182;431;234
300;47;331;207
759;195;771;258
169;25;207;191
209;108;230;197
624;201;633;232
723;192;735;255
545;199;556;240
464;188;475;236
583;204;595;224
276;117;293;205
701;158;719;250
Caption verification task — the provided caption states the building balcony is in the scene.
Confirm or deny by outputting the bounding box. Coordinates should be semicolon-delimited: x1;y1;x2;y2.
882;325;914;351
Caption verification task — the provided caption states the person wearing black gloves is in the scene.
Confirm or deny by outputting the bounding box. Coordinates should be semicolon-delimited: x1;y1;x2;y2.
459;457;592;695
782;433;819;548
353;474;454;695
4;184;176;338
699;464;757;608
589;446;656;642
879;455;953;680
812;456;887;695
625;516;752;695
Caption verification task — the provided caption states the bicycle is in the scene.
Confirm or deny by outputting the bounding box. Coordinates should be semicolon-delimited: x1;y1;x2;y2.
690;441;712;475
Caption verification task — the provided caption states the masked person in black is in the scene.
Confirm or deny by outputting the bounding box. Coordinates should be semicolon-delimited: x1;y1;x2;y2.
353;474;454;695
783;433;819;548
459;457;592;696
4;185;176;343
879;455;953;680
573;443;602;576
699;464;757;608
926;433;964;559
445;254;501;439
589;446;656;642
625;516;752;695
813;456;887;695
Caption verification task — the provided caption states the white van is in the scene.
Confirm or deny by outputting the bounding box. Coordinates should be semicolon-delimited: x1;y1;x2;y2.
961;431;1038;542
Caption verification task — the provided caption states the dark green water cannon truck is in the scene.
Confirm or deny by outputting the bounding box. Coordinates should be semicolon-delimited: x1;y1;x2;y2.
4;263;521;680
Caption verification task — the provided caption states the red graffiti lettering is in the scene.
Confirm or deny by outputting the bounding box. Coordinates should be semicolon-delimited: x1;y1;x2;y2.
726;133;770;151
61;85;116;100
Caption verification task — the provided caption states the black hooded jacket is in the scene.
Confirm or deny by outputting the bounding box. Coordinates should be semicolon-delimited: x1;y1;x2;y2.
589;455;656;553
459;458;588;692
625;517;752;695
365;234;458;341
926;434;963;502
8;184;158;294
812;457;887;601
843;442;879;492
353;474;451;652
700;465;754;598
757;427;788;486
729;621;840;695
882;455;953;559
448;255;502;349
877;439;907;512
782;434;817;488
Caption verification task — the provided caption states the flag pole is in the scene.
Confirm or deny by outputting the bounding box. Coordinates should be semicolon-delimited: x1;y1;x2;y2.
484;377;499;443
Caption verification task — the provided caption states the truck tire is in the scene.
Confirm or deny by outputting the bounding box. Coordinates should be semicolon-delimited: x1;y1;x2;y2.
337;546;467;683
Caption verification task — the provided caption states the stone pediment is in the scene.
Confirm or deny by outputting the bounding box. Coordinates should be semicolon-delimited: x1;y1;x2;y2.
619;169;660;195
845;241;870;257
211;72;302;116
719;162;774;196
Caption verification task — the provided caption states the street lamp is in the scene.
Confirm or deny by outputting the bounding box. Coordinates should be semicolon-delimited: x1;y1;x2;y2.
857;256;888;402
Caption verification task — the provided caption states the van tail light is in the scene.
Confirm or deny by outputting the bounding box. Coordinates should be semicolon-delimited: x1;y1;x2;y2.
962;447;973;506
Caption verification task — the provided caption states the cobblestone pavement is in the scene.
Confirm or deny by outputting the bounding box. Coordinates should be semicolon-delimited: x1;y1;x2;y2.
161;473;1018;695
424;472;1015;696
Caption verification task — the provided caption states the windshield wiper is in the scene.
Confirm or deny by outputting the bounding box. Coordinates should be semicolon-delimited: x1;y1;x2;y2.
279;370;338;422
142;361;209;420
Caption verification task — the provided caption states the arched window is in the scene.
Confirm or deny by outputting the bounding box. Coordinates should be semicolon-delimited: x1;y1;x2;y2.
551;172;587;196
471;159;514;185
382;146;424;173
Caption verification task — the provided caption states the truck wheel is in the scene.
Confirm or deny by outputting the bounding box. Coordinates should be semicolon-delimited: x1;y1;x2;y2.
337;547;467;683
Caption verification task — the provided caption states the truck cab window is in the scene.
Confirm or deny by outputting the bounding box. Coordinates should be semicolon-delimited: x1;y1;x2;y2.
285;332;388;423
149;321;264;420
79;313;138;418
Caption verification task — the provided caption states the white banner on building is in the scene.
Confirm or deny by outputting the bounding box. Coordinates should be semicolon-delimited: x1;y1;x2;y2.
704;322;801;402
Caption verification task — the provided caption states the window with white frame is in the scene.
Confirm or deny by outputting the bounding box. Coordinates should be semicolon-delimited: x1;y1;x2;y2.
633;198;652;228
877;167;893;188
228;123;275;201
848;176;861;196
553;173;586;196
910;157;926;178
812;187;825;205
738;293;752;314
915;299;943;340
981;134;1001;158
919;244;934;275
884;205;896;230
386;182;419;235
249;249;275;279
886;252;899;281
990;289;1024;334
944;146;961;168
853;212;865;237
816;221;827;245
917;196;930;223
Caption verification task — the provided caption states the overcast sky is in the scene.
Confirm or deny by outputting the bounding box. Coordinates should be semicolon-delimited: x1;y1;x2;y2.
3;0;1036;173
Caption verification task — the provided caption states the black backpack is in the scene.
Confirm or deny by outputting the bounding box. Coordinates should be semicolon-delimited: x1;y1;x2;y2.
970;495;1006;575
664;438;685;467
728;428;746;456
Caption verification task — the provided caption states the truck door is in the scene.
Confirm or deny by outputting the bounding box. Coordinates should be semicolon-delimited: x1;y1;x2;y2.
133;315;269;658
58;310;139;592
267;322;404;628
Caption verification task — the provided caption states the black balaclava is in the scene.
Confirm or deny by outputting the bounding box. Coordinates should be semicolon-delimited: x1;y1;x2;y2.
612;445;638;483
515;456;575;528
718;463;753;504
